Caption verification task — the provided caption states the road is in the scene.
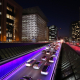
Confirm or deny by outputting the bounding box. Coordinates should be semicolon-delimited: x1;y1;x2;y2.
66;43;80;55
3;43;61;80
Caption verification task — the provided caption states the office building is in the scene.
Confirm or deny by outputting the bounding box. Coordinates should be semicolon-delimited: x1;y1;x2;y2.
70;21;80;41
22;7;48;42
49;25;57;41
0;0;22;42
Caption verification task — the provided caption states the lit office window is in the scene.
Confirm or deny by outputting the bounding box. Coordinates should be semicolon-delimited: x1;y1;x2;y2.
9;8;12;12
0;31;1;34
6;33;8;37
0;2;2;5
9;34;12;37
9;39;12;42
6;14;9;18
9;23;12;25
7;7;12;12
10;15;14;20
0;12;2;15
7;7;9;10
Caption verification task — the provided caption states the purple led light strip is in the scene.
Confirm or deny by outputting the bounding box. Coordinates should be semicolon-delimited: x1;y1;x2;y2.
50;44;62;80
0;47;45;80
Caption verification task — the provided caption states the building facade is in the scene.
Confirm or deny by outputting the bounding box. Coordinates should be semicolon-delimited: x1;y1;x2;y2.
49;25;57;41
70;21;80;41
0;0;22;42
22;7;48;42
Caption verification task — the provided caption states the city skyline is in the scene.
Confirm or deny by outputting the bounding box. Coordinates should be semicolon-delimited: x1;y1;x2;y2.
14;0;80;37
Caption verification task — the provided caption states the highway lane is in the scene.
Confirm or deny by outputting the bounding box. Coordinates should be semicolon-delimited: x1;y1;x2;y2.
7;44;61;80
66;43;80;55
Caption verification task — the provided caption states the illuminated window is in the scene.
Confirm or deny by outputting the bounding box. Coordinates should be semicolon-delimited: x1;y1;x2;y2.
6;33;8;37
6;14;9;18
7;7;12;12
7;7;9;10
9;39;12;42
52;29;55;30
10;15;14;20
49;39;51;40
9;8;12;12
0;12;2;15
0;31;1;34
9;34;12;37
0;26;1;29
9;23;12;25
0;2;2;5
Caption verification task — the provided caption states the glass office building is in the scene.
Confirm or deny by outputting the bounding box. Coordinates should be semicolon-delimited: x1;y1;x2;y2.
49;25;57;41
70;21;80;41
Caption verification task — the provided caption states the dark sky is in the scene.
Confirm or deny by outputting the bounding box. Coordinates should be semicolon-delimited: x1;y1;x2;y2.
14;0;80;37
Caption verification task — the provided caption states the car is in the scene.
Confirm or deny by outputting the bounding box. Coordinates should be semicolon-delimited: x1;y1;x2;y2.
41;63;50;75
50;47;54;53
46;46;50;50
25;59;36;66
53;45;56;47
46;51;50;55
49;57;54;63
42;50;46;54
53;49;57;53
41;56;47;61
33;61;43;69
20;75;32;80
52;53;56;57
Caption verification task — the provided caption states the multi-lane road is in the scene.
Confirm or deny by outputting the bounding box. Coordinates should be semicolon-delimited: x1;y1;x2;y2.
3;43;61;80
66;43;80;55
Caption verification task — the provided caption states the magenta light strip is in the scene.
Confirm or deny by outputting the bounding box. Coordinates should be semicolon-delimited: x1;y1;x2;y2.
3;64;25;80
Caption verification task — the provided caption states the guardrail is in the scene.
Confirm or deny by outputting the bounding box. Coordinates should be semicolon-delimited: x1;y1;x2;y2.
51;43;62;80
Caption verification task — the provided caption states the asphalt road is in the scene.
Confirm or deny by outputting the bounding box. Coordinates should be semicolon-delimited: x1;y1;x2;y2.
67;44;80;55
7;45;61;80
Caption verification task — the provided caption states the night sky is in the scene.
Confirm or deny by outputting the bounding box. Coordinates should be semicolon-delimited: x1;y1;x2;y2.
14;0;80;37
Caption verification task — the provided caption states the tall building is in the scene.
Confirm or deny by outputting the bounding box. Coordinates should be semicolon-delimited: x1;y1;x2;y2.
49;25;57;41
0;0;22;42
70;21;80;41
22;7;48;42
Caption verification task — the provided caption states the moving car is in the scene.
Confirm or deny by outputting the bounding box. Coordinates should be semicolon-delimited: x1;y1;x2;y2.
41;63;50;75
33;61;43;69
20;75;32;80
52;54;56;57
50;47;54;53
46;51;50;55
46;46;50;50
53;49;57;53
42;50;46;54
41;56;47;61
25;59;36;66
49;56;54;63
